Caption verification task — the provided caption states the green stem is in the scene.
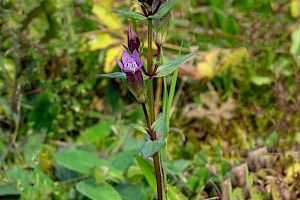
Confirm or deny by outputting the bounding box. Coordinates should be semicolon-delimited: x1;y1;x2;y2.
147;19;163;200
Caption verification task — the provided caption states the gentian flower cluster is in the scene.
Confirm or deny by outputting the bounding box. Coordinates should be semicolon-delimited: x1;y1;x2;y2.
116;28;145;103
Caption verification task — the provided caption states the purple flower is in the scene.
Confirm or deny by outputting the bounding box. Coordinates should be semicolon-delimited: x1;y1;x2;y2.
116;50;145;103
116;50;144;74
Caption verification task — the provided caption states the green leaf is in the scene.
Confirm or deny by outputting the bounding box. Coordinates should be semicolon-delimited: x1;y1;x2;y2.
81;121;115;143
156;52;194;77
55;149;108;174
76;179;122;200
135;156;156;192
55;149;123;182
129;123;148;134
109;149;139;173
99;72;126;79
140;140;166;159
290;25;300;56
168;185;188;200
113;10;147;20
250;76;272;85
149;0;178;19
23;134;45;168
151;113;165;131
0;183;20;196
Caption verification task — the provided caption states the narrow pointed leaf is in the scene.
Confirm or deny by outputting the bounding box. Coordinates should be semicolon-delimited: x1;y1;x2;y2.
135;156;156;192
113;10;147;20
156;52;194;77
151;113;165;131
149;0;178;19
99;72;126;79
129;123;147;134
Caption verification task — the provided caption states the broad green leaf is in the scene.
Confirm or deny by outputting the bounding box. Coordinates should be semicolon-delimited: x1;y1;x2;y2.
55;149;108;174
55;149;123;182
250;76;273;85
99;72;126;79
290;25;300;56
168;185;188;200
140;140;166;159
116;184;151;200
129;123;148;134
109;149;139;173
135;156;156;192
0;183;20;196
156;52;194;77
80;121;115;143
149;0;178;19
113;10;147;20
76;179;122;200
93;4;121;29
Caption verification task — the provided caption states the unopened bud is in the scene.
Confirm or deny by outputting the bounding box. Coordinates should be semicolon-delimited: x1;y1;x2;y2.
153;13;171;47
128;27;141;53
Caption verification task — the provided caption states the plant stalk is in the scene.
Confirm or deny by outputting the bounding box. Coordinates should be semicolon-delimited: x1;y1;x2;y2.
147;18;163;200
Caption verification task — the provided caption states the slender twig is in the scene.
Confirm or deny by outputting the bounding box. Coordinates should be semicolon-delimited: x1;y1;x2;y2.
148;20;155;123
147;18;163;200
155;46;162;116
142;103;151;130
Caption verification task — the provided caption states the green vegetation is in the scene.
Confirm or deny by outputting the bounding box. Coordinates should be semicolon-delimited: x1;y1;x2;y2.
1;0;300;199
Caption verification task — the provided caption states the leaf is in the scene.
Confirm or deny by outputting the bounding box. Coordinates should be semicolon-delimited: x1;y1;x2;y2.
80;121;115;143
151;113;165;131
156;52;194;77
93;4;121;29
55;149;123;182
135;156;156;192
76;179;122;200
0;183;20;196
55;149;108;174
104;47;123;73
99;72;126;79
113;10;147;20
149;0;178;19
109;149;139;173
290;25;300;56
129;123;148;134
140;140;166;159
23;134;45;168
250;76;273;85
168;185;188;200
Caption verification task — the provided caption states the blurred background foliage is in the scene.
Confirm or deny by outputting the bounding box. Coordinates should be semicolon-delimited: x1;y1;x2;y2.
0;0;300;199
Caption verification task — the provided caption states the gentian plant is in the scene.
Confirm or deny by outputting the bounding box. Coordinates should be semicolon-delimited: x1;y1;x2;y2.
101;0;194;199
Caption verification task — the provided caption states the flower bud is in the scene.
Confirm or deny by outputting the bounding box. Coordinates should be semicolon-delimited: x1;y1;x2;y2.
128;26;140;53
116;50;146;103
153;13;171;47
